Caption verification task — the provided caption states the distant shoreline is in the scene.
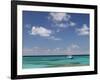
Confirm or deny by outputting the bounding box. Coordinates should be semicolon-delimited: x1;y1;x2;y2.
23;55;89;57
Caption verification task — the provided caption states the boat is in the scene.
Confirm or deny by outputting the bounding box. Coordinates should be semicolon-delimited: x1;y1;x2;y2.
67;55;73;59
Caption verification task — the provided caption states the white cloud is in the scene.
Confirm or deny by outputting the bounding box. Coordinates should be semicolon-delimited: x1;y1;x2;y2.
48;12;76;28
69;21;76;27
56;23;68;28
67;44;79;51
25;24;31;28
71;44;79;49
48;36;61;41
49;12;70;22
31;26;52;37
56;29;60;32
30;26;61;41
76;24;89;36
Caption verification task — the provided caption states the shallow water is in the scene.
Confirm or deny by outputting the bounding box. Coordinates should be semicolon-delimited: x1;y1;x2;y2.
22;55;89;69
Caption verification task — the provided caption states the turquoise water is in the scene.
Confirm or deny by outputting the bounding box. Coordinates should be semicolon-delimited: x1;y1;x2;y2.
22;55;89;69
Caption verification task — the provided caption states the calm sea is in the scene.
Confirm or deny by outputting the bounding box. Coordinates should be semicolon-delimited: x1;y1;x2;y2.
22;55;89;69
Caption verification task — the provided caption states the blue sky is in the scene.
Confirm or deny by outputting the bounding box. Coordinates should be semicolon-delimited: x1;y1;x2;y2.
22;11;90;55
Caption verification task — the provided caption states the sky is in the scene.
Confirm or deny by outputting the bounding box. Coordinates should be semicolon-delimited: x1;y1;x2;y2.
22;11;90;56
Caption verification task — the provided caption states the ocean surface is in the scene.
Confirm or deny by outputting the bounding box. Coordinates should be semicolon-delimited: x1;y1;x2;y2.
22;55;89;69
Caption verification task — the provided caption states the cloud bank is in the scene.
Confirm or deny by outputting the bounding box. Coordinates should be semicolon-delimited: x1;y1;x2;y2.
23;44;89;56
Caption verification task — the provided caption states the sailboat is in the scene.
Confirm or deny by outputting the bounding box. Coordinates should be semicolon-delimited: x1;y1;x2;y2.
67;55;73;59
